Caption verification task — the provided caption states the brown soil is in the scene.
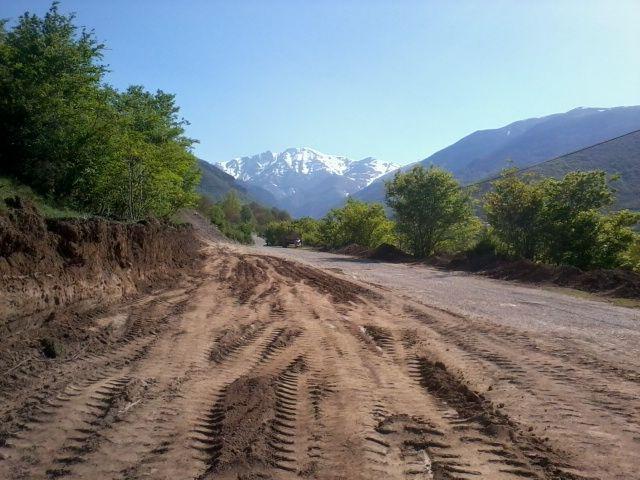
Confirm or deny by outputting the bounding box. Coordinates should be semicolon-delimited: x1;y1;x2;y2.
1;235;638;479
0;197;202;324
369;243;415;262
445;253;640;299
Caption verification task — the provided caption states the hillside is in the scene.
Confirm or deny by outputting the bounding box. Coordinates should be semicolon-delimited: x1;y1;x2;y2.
355;106;640;205
531;129;640;211
197;159;277;206
218;148;397;218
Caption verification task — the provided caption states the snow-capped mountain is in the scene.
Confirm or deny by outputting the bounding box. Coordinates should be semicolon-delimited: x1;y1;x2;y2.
218;147;397;218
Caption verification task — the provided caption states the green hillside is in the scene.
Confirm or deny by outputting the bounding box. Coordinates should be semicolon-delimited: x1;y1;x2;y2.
530;130;639;211
197;160;277;206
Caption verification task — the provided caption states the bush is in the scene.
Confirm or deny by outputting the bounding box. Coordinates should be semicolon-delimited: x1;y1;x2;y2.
484;169;640;270
385;166;476;257
319;198;396;249
264;221;296;246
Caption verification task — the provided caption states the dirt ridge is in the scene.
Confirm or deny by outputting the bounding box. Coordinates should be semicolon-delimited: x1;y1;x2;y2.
0;197;202;325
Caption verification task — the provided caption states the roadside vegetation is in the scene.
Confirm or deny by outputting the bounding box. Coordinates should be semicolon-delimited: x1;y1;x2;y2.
198;191;291;244
266;165;640;274
0;4;199;220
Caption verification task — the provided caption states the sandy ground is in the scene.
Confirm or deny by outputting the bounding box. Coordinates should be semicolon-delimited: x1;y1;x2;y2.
1;241;638;479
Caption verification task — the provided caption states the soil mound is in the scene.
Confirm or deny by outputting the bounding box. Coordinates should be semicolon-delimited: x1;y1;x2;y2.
448;253;640;300
369;243;415;262
0;197;202;325
333;244;372;257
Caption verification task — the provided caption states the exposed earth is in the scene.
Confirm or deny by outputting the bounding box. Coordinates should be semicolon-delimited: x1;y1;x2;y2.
1;238;639;479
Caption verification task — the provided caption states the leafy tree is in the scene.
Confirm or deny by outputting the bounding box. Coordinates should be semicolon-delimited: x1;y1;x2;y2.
88;86;200;219
221;190;242;224
0;3;109;197
538;171;614;268
484;169;545;259
208;204;227;228
623;234;640;272
319;198;395;249
385;166;475;257
240;204;255;225
0;4;200;220
484;169;640;269
264;220;296;246
293;217;322;246
263;217;321;247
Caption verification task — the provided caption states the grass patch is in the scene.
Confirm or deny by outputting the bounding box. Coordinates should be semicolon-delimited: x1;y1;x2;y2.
0;177;87;219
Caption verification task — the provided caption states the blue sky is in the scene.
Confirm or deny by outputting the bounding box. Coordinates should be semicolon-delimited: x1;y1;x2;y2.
3;1;640;165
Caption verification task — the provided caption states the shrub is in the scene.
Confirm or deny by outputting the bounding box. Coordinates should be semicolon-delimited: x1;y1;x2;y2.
385;166;475;257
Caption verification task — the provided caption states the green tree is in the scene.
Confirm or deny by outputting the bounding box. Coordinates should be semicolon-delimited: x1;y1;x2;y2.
623;234;640;272
208;204;227;229
264;220;296;246
221;190;242;224
539;171;614;268
484;169;640;269
0;3;110;197
385;166;475;257
319;198;395;249
484;169;545;259
293;217;322;246
240;204;255;225
0;4;200;220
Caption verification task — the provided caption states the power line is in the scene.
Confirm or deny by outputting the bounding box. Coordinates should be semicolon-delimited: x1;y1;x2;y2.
462;127;640;190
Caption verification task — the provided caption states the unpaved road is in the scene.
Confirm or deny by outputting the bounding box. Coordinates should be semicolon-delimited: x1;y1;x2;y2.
1;242;639;479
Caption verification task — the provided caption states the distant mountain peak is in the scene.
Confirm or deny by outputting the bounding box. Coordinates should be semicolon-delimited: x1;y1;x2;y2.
217;147;398;217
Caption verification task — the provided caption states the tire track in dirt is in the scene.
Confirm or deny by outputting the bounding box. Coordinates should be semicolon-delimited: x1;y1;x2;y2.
401;303;640;472
1;244;630;479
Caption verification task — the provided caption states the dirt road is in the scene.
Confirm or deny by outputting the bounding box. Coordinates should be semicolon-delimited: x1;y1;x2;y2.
1;243;638;479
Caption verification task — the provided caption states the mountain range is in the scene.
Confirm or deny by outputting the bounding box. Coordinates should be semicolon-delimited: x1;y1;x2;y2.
354;106;640;205
216;148;397;217
198;106;640;217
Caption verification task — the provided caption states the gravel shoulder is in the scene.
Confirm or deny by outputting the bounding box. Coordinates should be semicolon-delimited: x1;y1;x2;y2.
256;246;640;367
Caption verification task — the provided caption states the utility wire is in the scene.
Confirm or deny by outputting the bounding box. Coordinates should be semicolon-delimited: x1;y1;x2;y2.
461;127;640;190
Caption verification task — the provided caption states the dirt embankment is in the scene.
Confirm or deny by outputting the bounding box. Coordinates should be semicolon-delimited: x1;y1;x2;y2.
0;197;202;326
442;253;640;299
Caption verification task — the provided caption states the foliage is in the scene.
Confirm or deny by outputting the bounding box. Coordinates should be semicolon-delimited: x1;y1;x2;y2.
622;235;640;273
484;169;545;259
319;198;395;249
0;4;200;219
293;217;322;246
264;221;296;246
484;169;640;270
196;191;292;245
385;166;475;257
221;189;242;224
264;217;322;247
0;176;85;218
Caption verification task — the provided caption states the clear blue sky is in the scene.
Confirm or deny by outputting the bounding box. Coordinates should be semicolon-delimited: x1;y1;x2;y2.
3;1;640;165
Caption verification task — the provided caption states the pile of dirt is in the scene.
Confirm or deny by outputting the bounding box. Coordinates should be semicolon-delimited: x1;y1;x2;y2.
175;209;229;243
369;243;415;262
333;244;372;257
0;197;202;325
447;253;640;299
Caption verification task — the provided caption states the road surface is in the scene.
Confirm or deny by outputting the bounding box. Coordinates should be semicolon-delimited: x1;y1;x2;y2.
0;242;638;479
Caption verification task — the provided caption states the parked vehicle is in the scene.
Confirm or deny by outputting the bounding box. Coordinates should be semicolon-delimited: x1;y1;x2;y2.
281;233;302;248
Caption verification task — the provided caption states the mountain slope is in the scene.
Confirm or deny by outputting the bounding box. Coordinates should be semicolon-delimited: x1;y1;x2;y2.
197;159;277;206
531;129;640;211
355;106;640;204
218;148;397;217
